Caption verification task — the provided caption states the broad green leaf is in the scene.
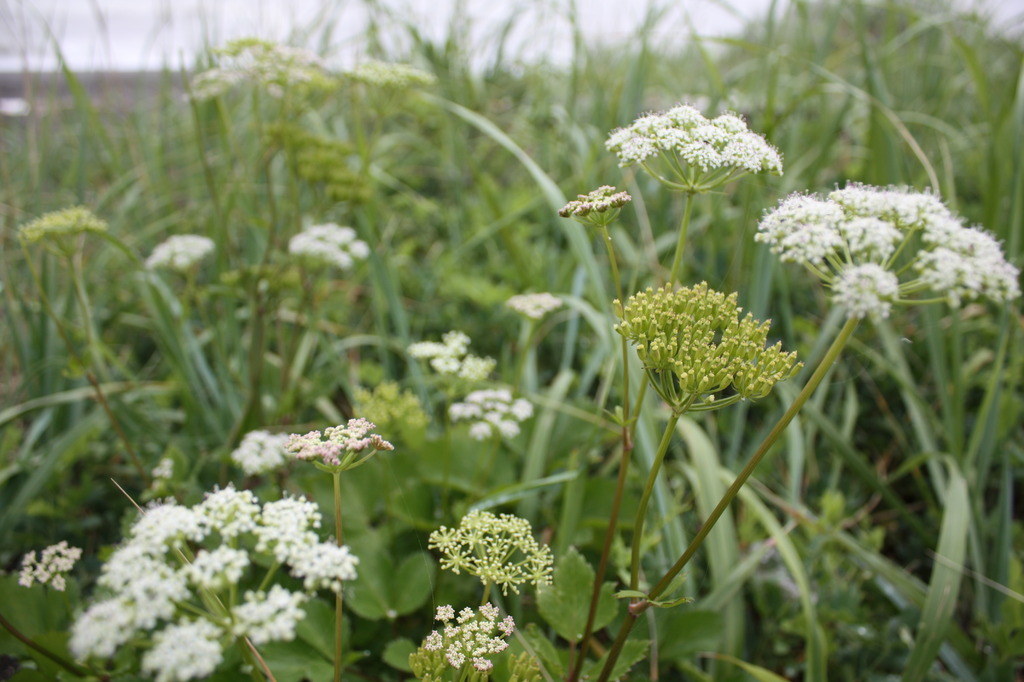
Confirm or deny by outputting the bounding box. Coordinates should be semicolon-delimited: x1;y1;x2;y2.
390;551;435;615
537;546;616;642
521;623;566;678
585;639;649;681
383;637;416;672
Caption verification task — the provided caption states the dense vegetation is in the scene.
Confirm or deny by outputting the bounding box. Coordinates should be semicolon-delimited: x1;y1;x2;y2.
1;0;1021;680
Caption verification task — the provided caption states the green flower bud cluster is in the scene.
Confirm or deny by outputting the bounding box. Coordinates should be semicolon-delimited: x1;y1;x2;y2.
615;282;800;411
428;510;553;596
18;207;108;249
266;124;370;204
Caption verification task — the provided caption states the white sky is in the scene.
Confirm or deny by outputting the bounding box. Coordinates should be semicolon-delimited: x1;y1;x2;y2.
1;0;1021;72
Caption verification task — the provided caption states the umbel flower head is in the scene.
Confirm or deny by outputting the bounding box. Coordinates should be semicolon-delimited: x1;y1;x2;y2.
69;486;358;680
615;282;800;412
410;603;517;678
289;223;370;270
286;418;394;473
231;430;290;476
19;540;82;592
756;183;1021;319
18;206;108;255
190;38;332;100
506;292;563;320
428;510;553;596
558;186;632;227
346;59;437;89
146;235;215;272
450;388;534;441
408;331;497;382
606;104;783;193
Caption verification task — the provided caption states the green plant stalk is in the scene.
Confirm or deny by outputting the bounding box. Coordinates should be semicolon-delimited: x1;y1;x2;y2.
596;315;860;682
629;411;682;590
332;470;345;682
666;193;695;286
569;224;633;682
21;244;150;485
0;609;93;678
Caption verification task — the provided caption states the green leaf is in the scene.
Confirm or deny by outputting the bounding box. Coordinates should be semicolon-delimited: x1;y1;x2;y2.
585;639;649;681
702;652;790;682
521;623;565;678
902;460;970;682
537;547;616;642
390;551;435;615
383;637;416;672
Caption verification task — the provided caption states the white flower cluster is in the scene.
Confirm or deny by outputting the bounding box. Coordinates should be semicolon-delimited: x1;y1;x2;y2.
506;292;563;320
346;59;437;89
757;183;1020;319
449;389;533;440
152;457;174;480
422;603;516;673
606;104;783;184
145;235;215;272
288;223;370;270
231;430;290;476
407;331;496;381
69;486;358;680
191;38;330;100
286;417;394;469
18;540;82;591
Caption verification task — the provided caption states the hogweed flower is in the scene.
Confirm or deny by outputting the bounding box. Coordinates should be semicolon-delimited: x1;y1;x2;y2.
18;206;108;257
506;292;563;320
558;186;632;227
190;38;332;100
450;388;534;440
756;183;1021;319
411;603;516;677
69;486;357;678
286;418;394;473
346;59;437;89
606;104;782;193
145;235;215;272
428;510;553;596
408;331;497;382
231;430;290;476
18;541;82;591
288;223;370;270
615;282;800;412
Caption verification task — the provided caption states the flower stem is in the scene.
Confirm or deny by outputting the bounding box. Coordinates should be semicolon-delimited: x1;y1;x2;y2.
0;610;92;678
569;225;632;682
629;412;681;590
666;193;695;286
595;316;860;682
332;470;344;682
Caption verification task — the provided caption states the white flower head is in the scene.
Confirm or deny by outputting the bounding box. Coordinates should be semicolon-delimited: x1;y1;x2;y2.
407;331;496;383
506;292;563;320
191;38;330;100
757;183;1020;317
18;540;82;591
289;223;370;270
70;486;356;672
449;389;533;441
285;418;394;470
231;430;290;476
606;104;782;191
346;60;436;89
146;235;215;271
419;603;515;674
141;619;224;682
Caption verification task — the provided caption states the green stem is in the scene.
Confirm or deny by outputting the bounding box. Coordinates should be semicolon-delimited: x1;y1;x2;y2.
569;225;632;682
666;193;695;286
0;610;92;678
333;470;344;682
596;316;860;682
629;412;682;590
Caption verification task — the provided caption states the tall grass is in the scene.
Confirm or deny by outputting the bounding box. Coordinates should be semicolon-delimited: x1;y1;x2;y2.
1;0;1021;679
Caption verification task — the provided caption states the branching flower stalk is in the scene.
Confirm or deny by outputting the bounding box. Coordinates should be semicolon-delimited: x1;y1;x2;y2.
18;208;150;485
596;183;1019;681
558;187;639;678
286;420;394;682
